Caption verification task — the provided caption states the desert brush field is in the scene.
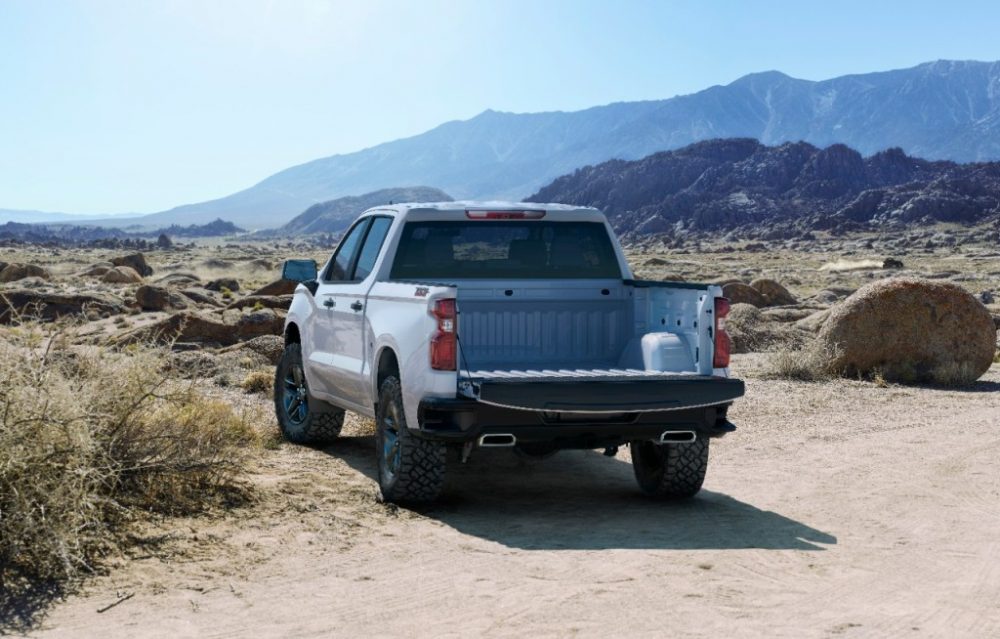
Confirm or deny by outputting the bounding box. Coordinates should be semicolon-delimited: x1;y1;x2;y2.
1;227;999;638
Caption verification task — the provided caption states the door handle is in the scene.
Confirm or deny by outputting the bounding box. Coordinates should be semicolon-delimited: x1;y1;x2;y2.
350;301;363;312
323;298;335;308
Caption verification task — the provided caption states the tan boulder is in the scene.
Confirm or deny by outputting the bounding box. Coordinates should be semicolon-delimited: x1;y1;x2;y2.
722;282;767;307
750;278;797;306
0;263;52;283
102;266;144;284
817;278;996;384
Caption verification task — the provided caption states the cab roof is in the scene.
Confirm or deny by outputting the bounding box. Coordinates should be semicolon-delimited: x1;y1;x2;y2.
362;201;607;222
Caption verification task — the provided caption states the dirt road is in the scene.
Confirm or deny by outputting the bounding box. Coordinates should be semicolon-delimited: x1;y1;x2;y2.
20;359;1000;638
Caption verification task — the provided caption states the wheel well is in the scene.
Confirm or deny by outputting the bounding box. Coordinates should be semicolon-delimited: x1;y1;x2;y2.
376;348;399;397
285;323;301;345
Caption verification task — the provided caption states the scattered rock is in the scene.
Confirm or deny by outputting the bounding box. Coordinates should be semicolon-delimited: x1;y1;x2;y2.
0;289;125;323
721;282;767;307
981;291;995;305
114;307;284;346
882;257;905;269
111;253;153;277
226;295;293;311
205;277;240;292
251;279;299;296
154;272;201;286
164;350;220;378
750;278;797;306
795;308;832;333
218;334;285;365
79;263;113;278
101;266;144;284
135;284;188;311
817;278;997;384
0;263;52;283
179;288;224;307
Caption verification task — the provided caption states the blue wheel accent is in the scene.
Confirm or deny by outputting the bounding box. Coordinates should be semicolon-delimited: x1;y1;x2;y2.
382;414;402;477
283;368;308;426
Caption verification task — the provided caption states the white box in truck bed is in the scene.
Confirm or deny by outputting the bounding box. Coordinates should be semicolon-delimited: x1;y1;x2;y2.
274;201;744;503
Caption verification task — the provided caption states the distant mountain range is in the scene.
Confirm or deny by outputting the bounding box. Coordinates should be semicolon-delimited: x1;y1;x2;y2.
0;218;244;244
7;59;1000;229
528;138;1000;236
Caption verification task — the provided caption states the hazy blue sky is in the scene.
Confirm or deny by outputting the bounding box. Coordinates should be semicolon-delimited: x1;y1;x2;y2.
2;0;1000;215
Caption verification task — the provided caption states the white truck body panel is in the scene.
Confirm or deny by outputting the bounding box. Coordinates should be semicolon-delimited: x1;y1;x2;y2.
283;202;734;431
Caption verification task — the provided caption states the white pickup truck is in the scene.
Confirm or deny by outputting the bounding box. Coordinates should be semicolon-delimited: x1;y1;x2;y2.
275;202;744;503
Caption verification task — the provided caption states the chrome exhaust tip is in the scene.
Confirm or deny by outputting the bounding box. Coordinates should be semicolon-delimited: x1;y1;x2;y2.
478;433;517;447
659;430;697;444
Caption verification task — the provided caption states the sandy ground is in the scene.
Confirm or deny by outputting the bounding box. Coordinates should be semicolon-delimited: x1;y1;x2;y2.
12;357;1000;639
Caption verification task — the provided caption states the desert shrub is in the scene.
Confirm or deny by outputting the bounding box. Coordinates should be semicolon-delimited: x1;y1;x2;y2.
761;342;837;382
0;322;258;596
241;370;273;394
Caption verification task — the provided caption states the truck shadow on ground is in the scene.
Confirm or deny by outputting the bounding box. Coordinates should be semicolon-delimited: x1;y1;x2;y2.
329;437;836;552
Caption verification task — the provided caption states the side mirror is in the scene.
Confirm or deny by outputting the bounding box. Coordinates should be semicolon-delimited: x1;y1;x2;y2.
281;259;318;283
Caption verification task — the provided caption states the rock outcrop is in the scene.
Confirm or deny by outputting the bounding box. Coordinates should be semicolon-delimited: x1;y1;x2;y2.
0;263;51;283
0;289;125;323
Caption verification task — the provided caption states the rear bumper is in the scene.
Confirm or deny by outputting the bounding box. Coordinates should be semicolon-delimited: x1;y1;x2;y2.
415;396;738;448
470;374;745;413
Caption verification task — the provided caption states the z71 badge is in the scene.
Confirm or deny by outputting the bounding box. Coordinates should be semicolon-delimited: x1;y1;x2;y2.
414;287;429;297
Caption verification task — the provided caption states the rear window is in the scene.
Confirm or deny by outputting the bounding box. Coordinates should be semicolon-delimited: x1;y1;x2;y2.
390;221;622;280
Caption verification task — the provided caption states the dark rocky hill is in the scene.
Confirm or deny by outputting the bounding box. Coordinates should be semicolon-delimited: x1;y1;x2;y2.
275;187;452;235
527;138;1000;237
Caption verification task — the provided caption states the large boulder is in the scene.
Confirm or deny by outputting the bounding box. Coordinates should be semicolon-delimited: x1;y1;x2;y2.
722;282;767;307
750;278;797;306
817;278;997;384
0;263;52;283
102;266;144;284
135;284;188;311
0;289;125;323
111;253;153;277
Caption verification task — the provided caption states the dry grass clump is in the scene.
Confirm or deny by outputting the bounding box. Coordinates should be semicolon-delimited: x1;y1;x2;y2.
241;370;273;394
0;322;259;597
761;342;837;382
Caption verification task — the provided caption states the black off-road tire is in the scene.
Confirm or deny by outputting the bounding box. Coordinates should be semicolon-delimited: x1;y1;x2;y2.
274;343;344;445
630;437;709;499
376;376;446;503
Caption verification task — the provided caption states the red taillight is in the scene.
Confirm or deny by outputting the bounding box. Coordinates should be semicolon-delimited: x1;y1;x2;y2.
713;297;731;369
465;210;546;220
430;298;457;370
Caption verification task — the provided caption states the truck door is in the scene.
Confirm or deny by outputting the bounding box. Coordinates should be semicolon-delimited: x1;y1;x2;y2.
310;217;370;403
316;216;394;408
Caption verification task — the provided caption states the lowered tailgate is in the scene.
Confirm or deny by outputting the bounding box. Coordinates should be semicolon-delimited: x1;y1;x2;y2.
459;368;745;413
